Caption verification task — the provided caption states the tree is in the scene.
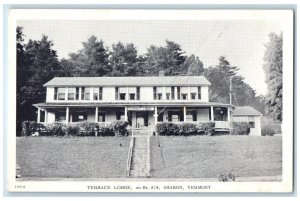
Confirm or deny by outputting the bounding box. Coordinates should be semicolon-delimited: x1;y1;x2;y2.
145;40;186;75
108;42;140;76
186;55;204;76
63;35;110;76
263;33;282;121
204;56;258;107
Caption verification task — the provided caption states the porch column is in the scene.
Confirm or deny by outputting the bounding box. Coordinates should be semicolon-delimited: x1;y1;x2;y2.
227;107;230;122
66;107;69;124
45;110;48;123
37;108;41;123
124;106;128;121
95;107;99;122
154;107;158;125
183;106;187;122
210;106;214;121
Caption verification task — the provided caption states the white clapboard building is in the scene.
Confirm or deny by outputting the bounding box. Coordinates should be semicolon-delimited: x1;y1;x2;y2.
33;74;237;132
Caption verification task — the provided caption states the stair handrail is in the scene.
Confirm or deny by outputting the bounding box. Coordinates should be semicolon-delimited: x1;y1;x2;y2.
126;135;135;176
146;131;151;177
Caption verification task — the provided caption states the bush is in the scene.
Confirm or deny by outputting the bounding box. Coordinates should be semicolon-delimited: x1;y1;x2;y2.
178;123;197;136
111;120;129;136
21;121;46;136
198;122;215;136
21;121;36;136
233;122;250;135
261;124;275;136
44;123;64;136
62;124;80;136
98;126;114;136
156;122;214;136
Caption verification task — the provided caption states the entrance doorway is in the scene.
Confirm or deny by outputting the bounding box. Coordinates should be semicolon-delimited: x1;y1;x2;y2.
128;111;149;129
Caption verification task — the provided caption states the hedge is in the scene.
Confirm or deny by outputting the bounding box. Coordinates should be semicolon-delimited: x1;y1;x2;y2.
156;122;215;136
232;122;251;135
21;120;129;137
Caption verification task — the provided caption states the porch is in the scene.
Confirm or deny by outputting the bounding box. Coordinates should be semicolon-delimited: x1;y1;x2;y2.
35;104;233;131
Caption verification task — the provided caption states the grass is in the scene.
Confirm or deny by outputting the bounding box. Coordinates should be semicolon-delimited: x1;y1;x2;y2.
150;135;282;178
17;137;130;178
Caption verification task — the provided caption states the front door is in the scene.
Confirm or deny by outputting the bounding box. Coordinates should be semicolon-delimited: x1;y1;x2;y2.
135;111;148;128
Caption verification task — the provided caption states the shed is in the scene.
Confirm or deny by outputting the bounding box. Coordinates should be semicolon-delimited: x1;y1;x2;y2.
232;106;262;136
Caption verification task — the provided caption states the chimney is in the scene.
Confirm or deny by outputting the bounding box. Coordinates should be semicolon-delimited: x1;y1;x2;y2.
159;70;165;76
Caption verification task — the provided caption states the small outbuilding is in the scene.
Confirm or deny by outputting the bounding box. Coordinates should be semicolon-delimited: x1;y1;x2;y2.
232;106;262;136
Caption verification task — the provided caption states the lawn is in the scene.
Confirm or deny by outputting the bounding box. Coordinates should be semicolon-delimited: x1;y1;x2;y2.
150;135;282;178
17;137;130;178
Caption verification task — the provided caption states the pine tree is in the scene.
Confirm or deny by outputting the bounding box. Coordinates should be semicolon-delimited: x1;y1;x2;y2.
263;33;282;121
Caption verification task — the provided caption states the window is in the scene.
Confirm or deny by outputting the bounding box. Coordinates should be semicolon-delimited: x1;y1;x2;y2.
157;93;162;100
177;87;181;100
68;88;76;100
136;87;140;100
84;88;90;100
191;93;196;100
249;122;255;128
187;110;197;121
181;94;187;100
93;87;99;100
119;93;126;100
129;93;135;100
115;87;119;100
76;87;79;100
171;87;175;99
166;93;171;100
54;87;58;100
98;112;106;122
158;112;164;122
81;87;85;100
57;88;66;100
198;86;201;99
153;87;157;100
116;111;125;120
99;87;103;100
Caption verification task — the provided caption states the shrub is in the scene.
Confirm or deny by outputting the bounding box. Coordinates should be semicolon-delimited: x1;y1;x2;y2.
261;124;275;136
44;123;63;136
156;122;179;136
197;122;215;136
218;173;237;182
21;121;47;136
111;120;129;136
98;126;114;136
62;124;80;136
21;121;36;136
233;122;250;135
76;121;99;136
178;123;197;136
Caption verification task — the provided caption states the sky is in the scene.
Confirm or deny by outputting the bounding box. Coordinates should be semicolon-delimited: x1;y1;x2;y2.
18;20;283;95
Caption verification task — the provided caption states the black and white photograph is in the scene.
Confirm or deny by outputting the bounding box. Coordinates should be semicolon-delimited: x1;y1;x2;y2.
6;9;294;193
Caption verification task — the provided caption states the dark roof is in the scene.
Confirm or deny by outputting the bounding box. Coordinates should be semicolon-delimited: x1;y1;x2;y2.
34;102;234;108
232;106;262;116
43;76;211;87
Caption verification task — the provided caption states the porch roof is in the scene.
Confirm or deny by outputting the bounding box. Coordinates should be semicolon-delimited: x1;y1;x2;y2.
33;102;234;109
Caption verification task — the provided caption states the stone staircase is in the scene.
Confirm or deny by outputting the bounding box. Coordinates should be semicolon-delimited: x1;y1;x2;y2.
129;130;150;177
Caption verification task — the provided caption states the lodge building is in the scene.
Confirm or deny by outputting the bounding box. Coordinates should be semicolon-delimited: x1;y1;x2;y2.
34;74;235;132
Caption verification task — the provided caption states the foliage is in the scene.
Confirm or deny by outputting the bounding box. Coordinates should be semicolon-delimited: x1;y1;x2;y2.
145;40;186;75
218;173;237;182
232;122;251;135
261;124;276;136
44;123;64;136
263;33;282;121
110;121;129;136
186;55;204;76
198;122;215;136
21;121;36;136
156;122;215;136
